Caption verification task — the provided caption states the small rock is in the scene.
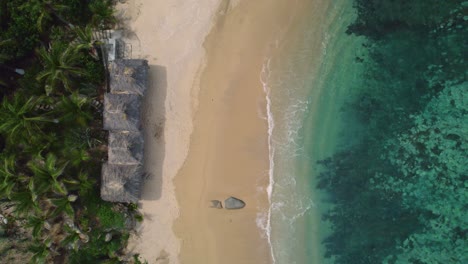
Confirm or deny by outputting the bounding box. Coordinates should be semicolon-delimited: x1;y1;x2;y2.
224;197;246;210
68;195;78;202
80;233;90;243
43;221;51;230
210;200;223;209
105;233;113;242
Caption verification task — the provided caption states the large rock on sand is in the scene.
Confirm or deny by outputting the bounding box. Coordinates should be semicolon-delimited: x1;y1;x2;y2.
224;197;246;209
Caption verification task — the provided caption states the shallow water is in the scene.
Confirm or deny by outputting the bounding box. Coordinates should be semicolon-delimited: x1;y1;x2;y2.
260;1;365;263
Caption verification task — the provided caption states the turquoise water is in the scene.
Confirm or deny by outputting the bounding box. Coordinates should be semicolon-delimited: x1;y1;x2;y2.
261;1;365;263
308;0;467;263
264;0;467;263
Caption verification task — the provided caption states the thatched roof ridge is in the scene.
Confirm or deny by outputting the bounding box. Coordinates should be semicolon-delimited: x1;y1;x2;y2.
109;59;149;95
103;93;141;131
108;131;144;165
101;163;144;203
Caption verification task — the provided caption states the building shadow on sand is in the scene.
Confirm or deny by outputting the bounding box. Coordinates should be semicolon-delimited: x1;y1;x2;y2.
140;65;167;201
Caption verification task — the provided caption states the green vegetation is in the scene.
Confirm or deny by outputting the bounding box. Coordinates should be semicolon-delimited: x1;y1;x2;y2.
0;1;143;263
317;1;467;263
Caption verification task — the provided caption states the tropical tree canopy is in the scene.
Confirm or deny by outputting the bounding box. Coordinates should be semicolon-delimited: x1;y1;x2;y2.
36;42;86;96
0;94;54;144
0;0;141;262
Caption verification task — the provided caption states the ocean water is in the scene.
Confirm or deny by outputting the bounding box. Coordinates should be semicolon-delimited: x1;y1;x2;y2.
258;2;366;263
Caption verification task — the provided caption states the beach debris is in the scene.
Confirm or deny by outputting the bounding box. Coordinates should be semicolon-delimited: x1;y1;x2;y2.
105;233;113;242
79;233;90;243
43;221;51;231
224;197;246;209
0;214;7;224
68;194;78;202
210;200;223;209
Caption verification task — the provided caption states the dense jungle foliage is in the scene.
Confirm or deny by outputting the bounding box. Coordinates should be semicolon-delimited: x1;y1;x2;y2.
317;1;467;263
0;1;144;263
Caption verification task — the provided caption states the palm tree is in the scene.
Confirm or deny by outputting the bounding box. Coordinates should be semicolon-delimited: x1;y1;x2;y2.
89;0;116;28
29;239;51;264
0;94;56;144
11;191;40;216
61;171;94;197
36;42;86;96
49;195;74;219
77;171;95;197
0;39;25;75
67;148;91;168
27;153;68;197
0;154;16;198
61;224;83;250
65;127;102;150
20;0;71;32
27;215;51;239
74;25;101;57
0;38;24;87
74;25;94;48
0;155;42;217
55;92;93;127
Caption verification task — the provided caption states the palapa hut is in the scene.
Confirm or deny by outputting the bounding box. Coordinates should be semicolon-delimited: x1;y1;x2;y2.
101;163;144;203
108;131;144;165
109;59;149;95
103;93;142;131
101;59;149;203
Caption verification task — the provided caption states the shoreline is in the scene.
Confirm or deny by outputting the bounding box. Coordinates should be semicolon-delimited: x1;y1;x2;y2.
249;1;339;262
260;57;276;263
117;0;335;263
173;1;307;263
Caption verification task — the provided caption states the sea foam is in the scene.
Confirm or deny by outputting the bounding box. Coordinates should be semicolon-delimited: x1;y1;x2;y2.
259;57;277;264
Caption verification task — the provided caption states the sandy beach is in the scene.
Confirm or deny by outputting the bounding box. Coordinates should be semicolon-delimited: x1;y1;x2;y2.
173;1;311;263
116;0;316;263
116;0;221;263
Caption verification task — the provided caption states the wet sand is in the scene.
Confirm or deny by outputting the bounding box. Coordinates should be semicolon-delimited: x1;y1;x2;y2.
117;0;327;263
174;1;307;263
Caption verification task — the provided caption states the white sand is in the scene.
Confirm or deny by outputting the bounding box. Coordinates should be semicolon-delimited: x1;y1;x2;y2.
115;1;223;263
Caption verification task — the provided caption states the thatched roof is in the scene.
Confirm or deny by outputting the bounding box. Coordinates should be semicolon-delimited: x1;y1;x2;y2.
103;93;141;131
101;59;149;203
108;131;144;165
101;163;144;203
109;59;149;95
